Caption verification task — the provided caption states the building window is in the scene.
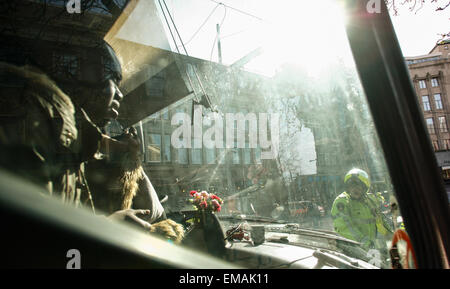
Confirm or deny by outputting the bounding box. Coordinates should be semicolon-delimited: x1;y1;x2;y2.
53;52;79;79
191;148;202;164
161;108;169;120
422;95;431;111
434;93;443;110
175;105;187;114
205;148;216;164
432;140;439;151
163;135;171;162
176;148;188;164
145;72;165;97
431;78;439;87
191;137;202;164
173;106;188;121
419;80;426;89
439;116;448;133
147;133;161;162
443;139;450;150
426;118;435;134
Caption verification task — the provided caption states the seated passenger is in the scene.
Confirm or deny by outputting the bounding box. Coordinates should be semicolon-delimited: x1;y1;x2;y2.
0;40;154;230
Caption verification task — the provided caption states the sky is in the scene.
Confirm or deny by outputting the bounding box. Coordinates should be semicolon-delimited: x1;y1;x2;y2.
389;3;449;57
157;0;449;67
152;0;354;77
116;0;449;65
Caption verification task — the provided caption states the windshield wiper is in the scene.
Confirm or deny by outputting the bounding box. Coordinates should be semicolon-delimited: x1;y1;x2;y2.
312;249;373;269
264;224;385;267
266;224;359;243
219;214;285;224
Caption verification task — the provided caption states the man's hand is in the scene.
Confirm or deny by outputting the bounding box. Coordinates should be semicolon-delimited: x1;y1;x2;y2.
101;128;140;156
108;209;152;230
122;128;140;157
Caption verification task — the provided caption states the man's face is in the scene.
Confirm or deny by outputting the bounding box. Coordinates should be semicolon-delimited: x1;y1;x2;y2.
346;177;367;200
83;44;123;127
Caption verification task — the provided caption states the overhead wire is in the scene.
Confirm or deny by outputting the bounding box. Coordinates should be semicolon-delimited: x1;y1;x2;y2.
209;4;227;61
207;0;264;22
159;0;213;109
158;0;267;111
178;2;222;48
183;0;265;49
161;0;189;56
157;0;181;54
220;28;247;39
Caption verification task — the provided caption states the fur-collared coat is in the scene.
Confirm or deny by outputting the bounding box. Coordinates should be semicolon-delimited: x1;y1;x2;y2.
0;62;102;210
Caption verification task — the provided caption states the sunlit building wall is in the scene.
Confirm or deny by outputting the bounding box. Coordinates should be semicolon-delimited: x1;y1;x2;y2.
406;40;450;179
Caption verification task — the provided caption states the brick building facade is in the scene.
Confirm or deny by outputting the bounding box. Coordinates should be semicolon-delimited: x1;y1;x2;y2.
406;40;450;178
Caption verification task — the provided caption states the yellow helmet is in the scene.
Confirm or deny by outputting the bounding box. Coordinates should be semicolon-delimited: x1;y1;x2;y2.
344;168;370;192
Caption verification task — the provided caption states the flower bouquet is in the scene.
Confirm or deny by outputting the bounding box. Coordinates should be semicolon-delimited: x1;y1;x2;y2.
187;190;224;228
187;190;227;257
189;190;223;213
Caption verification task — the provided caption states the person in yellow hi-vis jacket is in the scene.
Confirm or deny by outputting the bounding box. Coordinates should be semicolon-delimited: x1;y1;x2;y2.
331;169;393;250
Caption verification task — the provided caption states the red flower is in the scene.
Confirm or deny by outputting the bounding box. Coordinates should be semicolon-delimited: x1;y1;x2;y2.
190;190;197;196
211;194;223;203
199;201;208;209
211;199;221;212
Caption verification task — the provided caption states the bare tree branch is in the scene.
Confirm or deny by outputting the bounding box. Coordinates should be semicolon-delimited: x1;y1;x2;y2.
386;0;450;13
385;0;449;43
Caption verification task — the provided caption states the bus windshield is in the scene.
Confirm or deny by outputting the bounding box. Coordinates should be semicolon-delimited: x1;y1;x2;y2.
110;0;399;267
0;0;407;269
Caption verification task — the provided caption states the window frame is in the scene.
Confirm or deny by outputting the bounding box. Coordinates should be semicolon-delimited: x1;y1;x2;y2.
434;93;443;110
146;133;162;163
431;78;439;87
438;116;448;133
418;79;426;89
426;118;435;134
422;95;431;111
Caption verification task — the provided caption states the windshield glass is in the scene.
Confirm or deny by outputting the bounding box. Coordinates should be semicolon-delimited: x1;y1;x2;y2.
121;0;400;267
0;0;406;269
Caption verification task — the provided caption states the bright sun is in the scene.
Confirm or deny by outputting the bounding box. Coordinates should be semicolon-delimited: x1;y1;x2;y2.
244;0;350;77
